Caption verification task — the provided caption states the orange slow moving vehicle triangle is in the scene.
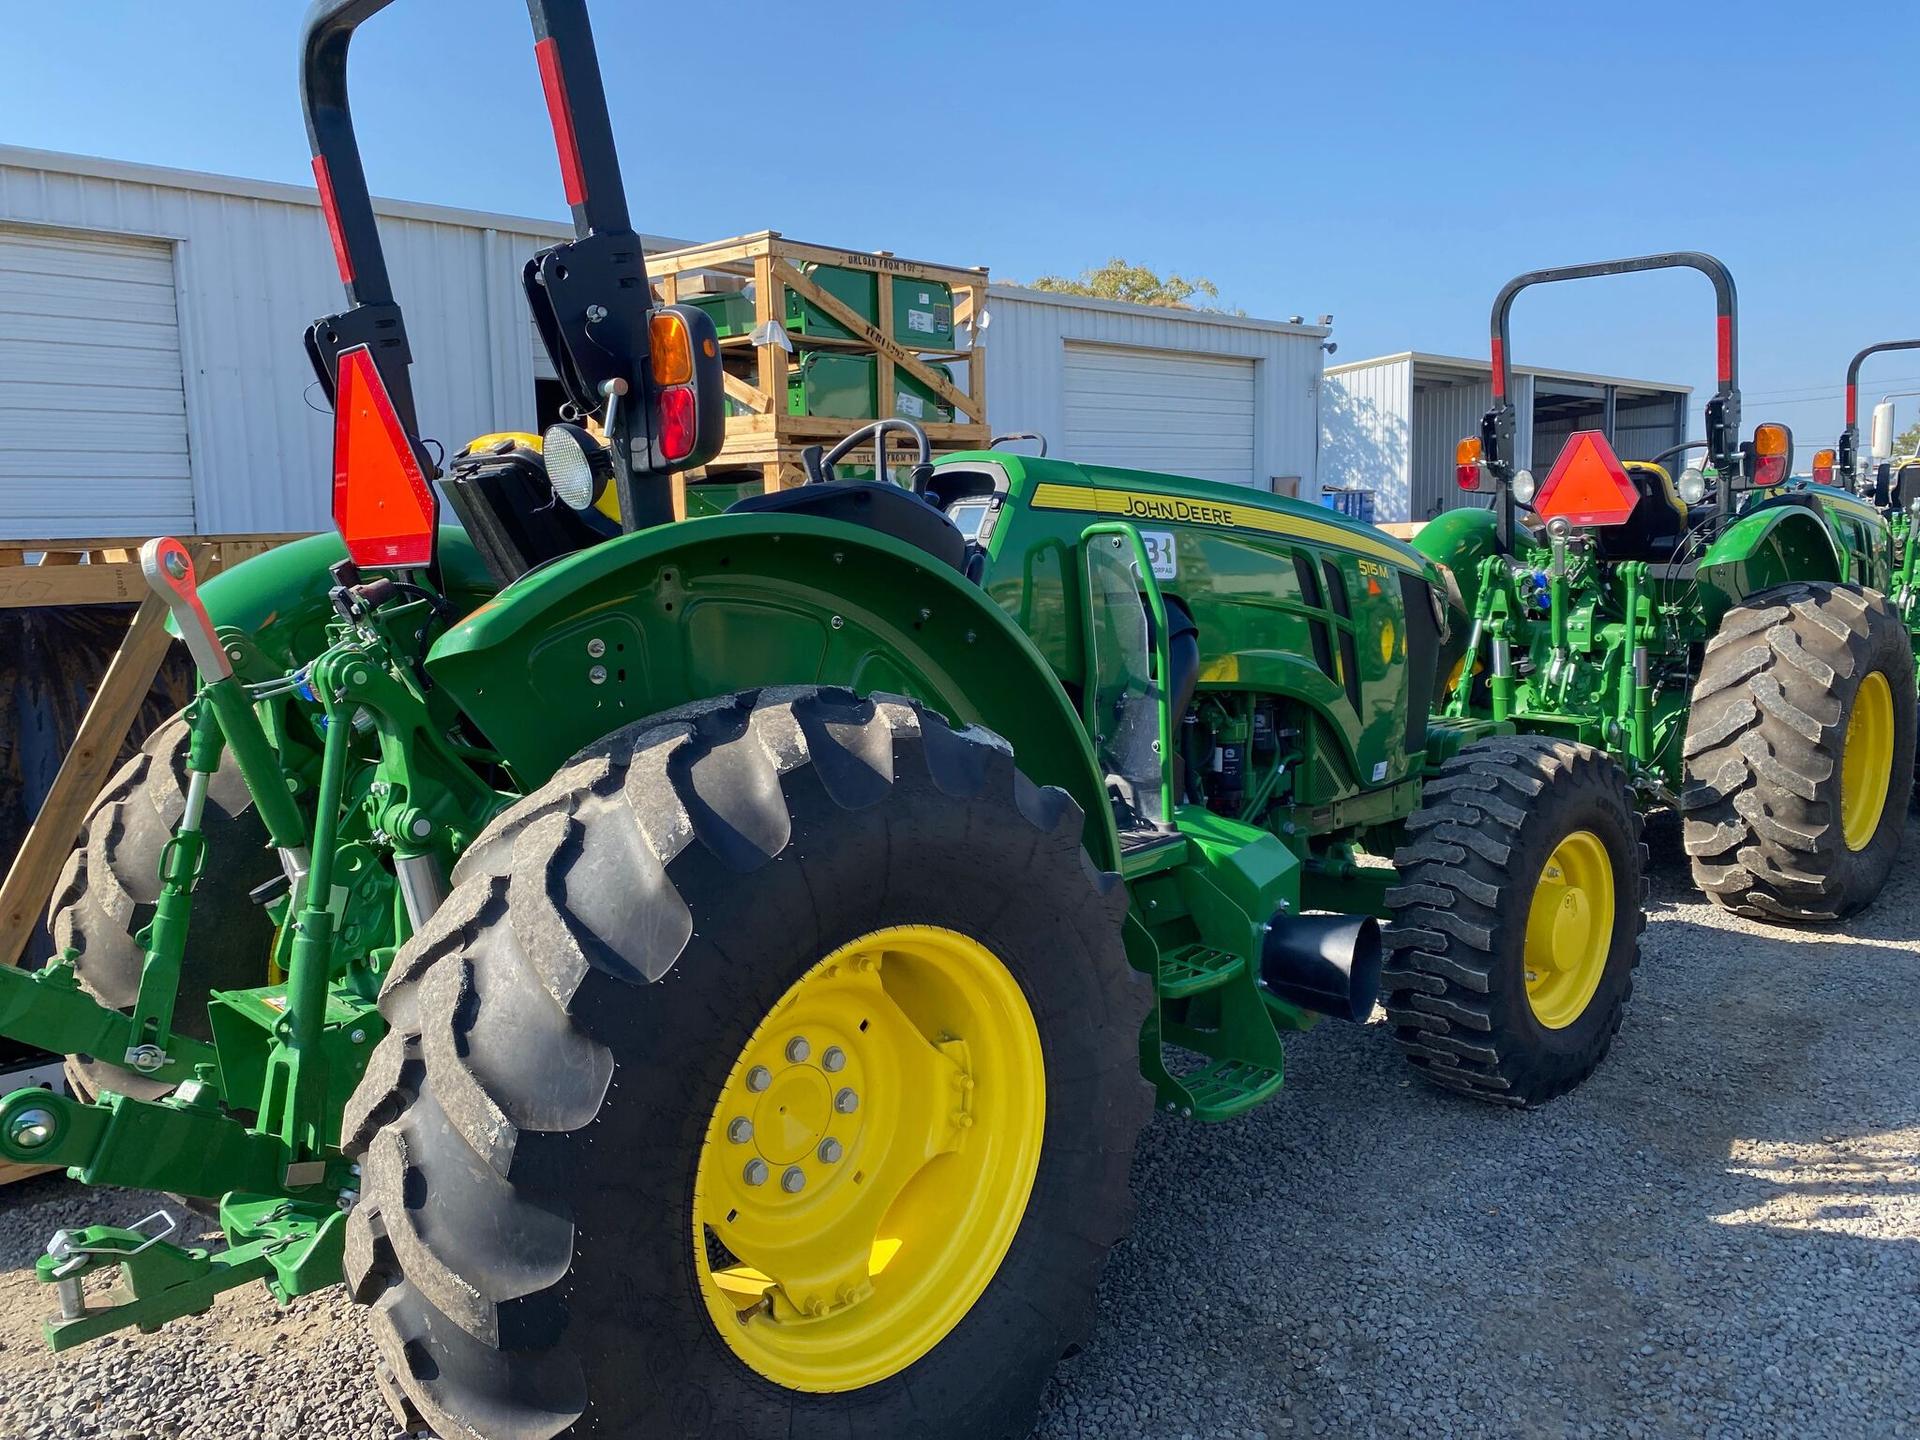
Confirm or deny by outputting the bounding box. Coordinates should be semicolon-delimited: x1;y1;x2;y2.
1534;430;1640;528
331;345;437;569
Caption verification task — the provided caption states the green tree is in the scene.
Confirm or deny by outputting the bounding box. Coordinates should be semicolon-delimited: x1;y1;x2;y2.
1028;258;1238;313
1897;419;1920;456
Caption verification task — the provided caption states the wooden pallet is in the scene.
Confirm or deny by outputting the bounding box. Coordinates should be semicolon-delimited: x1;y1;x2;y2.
0;535;305;974
648;232;989;513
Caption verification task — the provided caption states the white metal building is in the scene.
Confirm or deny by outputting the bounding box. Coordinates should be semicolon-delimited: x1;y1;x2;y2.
0;147;1336;538
981;286;1331;493
1321;351;1691;524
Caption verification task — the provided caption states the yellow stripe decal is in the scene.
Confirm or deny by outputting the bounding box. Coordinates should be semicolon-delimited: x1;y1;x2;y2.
1027;482;1427;571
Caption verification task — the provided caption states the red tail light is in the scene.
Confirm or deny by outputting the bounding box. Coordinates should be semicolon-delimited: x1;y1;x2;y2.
1456;436;1483;490
658;385;697;464
1812;448;1836;486
331;346;437;569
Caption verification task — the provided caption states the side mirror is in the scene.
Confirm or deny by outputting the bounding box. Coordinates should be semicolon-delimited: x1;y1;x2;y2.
1871;400;1898;463
1745;422;1792;489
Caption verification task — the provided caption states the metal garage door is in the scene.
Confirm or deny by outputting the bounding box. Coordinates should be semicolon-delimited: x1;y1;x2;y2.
1063;344;1256;486
0;227;192;537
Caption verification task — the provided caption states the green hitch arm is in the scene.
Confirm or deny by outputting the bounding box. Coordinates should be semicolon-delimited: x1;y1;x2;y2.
1447;555;1504;718
1614;563;1650;761
0;962;214;1089
33;1196;347;1351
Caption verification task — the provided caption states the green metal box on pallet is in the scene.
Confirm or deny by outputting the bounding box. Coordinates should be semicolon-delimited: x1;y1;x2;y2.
787;352;954;425
683;291;757;339
681;270;957;350
790;265;956;350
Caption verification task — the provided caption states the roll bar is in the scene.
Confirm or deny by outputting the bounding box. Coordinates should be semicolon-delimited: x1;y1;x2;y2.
1482;252;1740;548
299;0;677;529
1836;339;1920;488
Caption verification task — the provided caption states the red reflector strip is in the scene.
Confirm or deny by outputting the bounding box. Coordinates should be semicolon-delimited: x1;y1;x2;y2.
1846;382;1858;426
312;156;354;285
1490;337;1505;399
535;37;587;207
1716;314;1732;384
332;347;437;569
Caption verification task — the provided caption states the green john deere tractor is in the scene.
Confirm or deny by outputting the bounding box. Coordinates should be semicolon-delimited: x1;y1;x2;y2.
1422;253;1917;930
0;5;1647;1436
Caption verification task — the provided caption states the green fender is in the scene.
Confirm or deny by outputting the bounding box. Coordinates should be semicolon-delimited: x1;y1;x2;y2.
187;528;498;677
1407;506;1498;683
425;514;1122;870
1697;505;1845;622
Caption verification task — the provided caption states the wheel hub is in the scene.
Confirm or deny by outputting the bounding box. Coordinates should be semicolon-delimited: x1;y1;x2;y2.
692;925;1044;1393
1523;830;1615;1030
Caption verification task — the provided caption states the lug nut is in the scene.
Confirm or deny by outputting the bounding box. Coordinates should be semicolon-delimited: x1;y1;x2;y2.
746;1066;772;1092
727;1117;754;1144
822;1046;846;1073
817;1138;843;1164
834;1088;860;1114
781;1167;807;1193
785;1036;811;1064
743;1159;769;1186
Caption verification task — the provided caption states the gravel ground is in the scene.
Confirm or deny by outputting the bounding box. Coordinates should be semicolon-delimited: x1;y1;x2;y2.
0;813;1915;1439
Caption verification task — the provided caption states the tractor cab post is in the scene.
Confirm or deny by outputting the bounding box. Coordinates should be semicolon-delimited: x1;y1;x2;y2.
1833;339;1920;495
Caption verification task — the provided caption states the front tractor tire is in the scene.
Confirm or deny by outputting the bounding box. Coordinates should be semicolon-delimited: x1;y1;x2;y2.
1384;737;1645;1107
48;710;278;1101
1682;581;1915;922
342;687;1152;1440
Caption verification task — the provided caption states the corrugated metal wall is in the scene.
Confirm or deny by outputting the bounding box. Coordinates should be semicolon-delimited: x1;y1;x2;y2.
1319;356;1412;517
0;149;573;535
985;286;1328;495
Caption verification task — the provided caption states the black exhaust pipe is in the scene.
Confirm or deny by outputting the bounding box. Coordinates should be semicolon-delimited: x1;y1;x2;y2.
1259;912;1383;1023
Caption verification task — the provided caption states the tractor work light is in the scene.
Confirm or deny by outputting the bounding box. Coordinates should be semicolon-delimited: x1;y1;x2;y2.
1511;469;1537;505
1812;447;1837;486
1679;465;1709;506
331;346;437;570
1750;423;1793;488
542;421;611;510
1455;436;1483;490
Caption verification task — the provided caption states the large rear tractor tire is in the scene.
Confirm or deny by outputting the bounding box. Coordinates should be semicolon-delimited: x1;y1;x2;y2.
47;710;278;1101
1681;581;1915;922
1384;737;1644;1107
342;687;1152;1440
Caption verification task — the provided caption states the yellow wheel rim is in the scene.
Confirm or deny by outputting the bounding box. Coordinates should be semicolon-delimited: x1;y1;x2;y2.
1841;670;1895;852
692;925;1045;1393
1523;830;1615;1030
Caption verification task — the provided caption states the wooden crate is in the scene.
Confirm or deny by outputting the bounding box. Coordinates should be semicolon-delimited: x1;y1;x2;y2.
648;233;989;513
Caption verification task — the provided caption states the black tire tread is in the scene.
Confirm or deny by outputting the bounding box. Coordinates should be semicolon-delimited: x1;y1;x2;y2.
1384;736;1646;1108
343;686;1147;1440
1681;581;1916;921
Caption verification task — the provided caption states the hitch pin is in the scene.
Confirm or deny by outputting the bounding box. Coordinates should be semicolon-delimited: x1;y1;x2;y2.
45;1211;179;1320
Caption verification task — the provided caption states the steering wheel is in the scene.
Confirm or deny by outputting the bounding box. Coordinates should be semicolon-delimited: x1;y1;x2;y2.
810;418;933;494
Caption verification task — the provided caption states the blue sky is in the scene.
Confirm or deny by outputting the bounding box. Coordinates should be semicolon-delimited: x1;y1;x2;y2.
7;1;1919;443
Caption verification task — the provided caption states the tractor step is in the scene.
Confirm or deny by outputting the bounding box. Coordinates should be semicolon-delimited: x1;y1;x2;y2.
1177;1057;1285;1121
1156;943;1246;998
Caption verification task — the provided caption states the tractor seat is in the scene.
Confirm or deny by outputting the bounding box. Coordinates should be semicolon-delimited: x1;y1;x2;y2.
1591;462;1690;561
727;481;968;574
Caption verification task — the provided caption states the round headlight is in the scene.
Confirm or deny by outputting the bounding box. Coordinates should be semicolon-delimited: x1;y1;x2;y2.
1678;465;1708;506
1511;469;1537;505
542;422;603;511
